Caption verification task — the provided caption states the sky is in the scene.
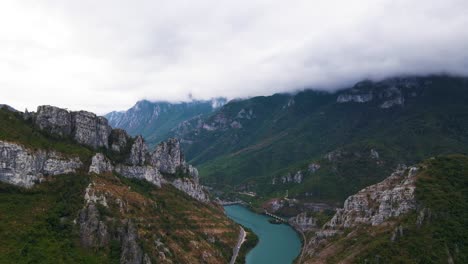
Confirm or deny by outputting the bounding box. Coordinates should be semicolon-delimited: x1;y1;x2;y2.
1;0;468;114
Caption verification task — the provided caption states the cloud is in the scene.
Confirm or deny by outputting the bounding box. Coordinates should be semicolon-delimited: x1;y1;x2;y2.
1;0;467;114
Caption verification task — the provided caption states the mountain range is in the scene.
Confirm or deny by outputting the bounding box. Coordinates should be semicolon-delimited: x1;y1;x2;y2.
2;74;467;263
105;98;226;148
107;75;468;207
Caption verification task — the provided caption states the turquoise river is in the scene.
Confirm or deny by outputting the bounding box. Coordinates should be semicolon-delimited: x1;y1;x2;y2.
224;205;302;264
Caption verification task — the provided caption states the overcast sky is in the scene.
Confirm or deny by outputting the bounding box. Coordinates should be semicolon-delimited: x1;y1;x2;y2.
1;0;468;114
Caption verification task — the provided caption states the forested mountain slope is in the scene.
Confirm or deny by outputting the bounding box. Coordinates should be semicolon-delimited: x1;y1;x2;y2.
171;76;468;203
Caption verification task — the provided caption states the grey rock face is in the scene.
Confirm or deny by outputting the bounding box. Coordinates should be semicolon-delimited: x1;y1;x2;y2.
273;170;303;185
89;153;114;174
380;97;404;108
370;149;380;159
289;212;318;232
186;164;199;182
308;163;321;173
0;140;82;187
128;136;148;166
336;78;421;108
326;166;418;229
293;171;303;183
115;165;162;187
150;138;183;174
34;106;112;149
172;178;209;203
78;203;109;248
35;105;73;137
337;93;373;103
110;129;131;153
72;111;111;149
236;108;255;119
266;199;286;212
304;166;419;258
325;149;344;162
120;220;145;264
84;182;109;207
230;120;242;129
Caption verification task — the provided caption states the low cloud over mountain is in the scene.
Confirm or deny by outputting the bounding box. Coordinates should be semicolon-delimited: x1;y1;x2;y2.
1;0;468;113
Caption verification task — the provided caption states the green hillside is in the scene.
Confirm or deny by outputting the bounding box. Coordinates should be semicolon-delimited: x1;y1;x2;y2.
174;76;468;203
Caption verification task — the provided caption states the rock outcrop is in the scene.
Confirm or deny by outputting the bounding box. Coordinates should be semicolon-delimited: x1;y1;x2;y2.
308;163;320;173
29;105;208;202
326;165;418;228
99;136;208;202
78;203;109;248
184;164;199;181
172;177;209;203
272;170;303;184
89;153;113;174
120;220;146;264
34;106;112;149
71;111;111;149
109;128;131;153
336;77;421;108
337;93;373;103
0;140;82;187
303;165;419;259
150;138;183;174
289;212;318;232
78;182;110;248
370;149;380;159
115;165;162;188
128;136;148;166
35;105;73;137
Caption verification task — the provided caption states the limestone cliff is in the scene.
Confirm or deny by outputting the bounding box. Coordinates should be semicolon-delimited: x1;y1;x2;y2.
78;203;109;249
150;138;183;174
115;164;162;187
89;153;113;174
128;136;148;166
172;177;209;203
9;104;210;204
302;165;419;260
71;111;111;149
326;165;417;229
33;106;112;149
109;128;132;153
336;77;421;108
0;140;82;187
